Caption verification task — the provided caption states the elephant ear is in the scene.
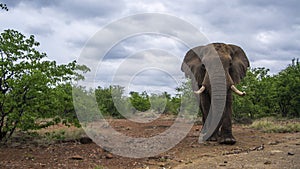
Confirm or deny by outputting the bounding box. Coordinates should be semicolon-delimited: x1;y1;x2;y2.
229;44;250;84
181;46;206;89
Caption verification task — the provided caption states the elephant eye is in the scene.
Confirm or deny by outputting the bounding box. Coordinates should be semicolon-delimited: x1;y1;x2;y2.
229;62;233;67
201;64;205;69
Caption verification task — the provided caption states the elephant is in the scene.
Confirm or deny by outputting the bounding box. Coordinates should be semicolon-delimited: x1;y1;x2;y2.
181;43;249;145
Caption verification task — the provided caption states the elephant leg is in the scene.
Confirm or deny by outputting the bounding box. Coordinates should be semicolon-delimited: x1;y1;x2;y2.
209;118;222;142
200;92;210;125
219;94;236;145
208;127;220;141
200;93;219;141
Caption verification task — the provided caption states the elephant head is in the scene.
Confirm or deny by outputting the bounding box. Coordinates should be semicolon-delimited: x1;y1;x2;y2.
181;43;249;144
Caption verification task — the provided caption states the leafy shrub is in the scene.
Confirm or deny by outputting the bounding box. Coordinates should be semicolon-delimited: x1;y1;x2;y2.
0;29;89;143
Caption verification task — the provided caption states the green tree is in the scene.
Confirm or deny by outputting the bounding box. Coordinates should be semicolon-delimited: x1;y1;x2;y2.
233;68;277;120
275;59;300;117
0;29;89;142
129;91;150;112
95;86;116;116
233;61;300;120
168;95;181;115
149;93;168;113
175;79;199;116
36;83;81;127
95;85;127;118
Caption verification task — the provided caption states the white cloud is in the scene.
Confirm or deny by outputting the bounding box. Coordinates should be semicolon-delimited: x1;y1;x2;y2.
256;31;277;44
1;0;299;93
251;59;291;74
124;1;167;13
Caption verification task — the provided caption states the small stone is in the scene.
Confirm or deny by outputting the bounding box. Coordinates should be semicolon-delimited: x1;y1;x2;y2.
191;145;197;148
185;160;193;164
102;146;112;152
288;152;295;156
157;162;166;167
268;141;280;145
252;144;264;151
69;155;84;160
106;153;114;159
102;124;109;128
264;161;272;165
79;137;93;144
39;163;46;167
270;150;283;155
148;156;160;160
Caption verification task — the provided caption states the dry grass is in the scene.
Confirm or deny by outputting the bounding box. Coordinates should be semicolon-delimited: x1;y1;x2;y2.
250;117;300;133
35;123;85;142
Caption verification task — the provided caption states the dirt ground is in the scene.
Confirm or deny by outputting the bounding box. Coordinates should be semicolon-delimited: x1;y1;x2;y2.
0;116;299;169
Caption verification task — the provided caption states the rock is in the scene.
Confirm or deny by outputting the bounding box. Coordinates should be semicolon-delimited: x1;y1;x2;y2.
102;124;109;128
185;160;193;164
148;155;161;160
106;153;114;159
158;156;167;162
264;161;272;165
191;145;198;148
270;150;283;155
288;152;295;156
79;137;93;144
256;145;264;151
39;163;46;167
102;146;112;152
268;140;280;145
69;155;84;160
251;144;264;151
158;162;166;167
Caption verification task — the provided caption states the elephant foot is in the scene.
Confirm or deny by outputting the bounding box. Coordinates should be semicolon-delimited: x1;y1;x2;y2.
219;135;236;145
207;132;219;142
207;135;218;142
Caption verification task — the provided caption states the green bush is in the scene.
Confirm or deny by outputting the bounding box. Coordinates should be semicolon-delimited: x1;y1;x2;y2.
233;59;300;120
0;29;89;143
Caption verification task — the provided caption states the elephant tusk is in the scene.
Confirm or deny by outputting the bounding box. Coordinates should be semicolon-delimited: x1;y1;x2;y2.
194;86;206;94
231;85;246;96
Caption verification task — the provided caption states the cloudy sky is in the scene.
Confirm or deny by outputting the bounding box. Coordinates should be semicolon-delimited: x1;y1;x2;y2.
1;0;299;94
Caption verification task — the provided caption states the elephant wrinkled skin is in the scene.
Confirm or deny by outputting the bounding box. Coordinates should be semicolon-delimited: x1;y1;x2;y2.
181;43;249;145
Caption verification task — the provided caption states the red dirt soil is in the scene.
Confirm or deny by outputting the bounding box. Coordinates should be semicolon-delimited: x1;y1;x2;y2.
0;117;299;169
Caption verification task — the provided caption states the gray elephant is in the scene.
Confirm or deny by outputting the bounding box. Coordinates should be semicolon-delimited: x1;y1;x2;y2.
181;43;249;144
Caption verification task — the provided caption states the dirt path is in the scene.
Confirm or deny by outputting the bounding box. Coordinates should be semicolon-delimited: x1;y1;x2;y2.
175;132;300;169
0;118;299;169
